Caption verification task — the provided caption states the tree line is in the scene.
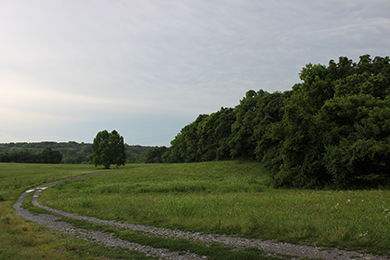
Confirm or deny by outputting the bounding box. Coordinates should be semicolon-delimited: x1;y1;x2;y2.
0;141;154;164
145;55;390;189
0;147;63;163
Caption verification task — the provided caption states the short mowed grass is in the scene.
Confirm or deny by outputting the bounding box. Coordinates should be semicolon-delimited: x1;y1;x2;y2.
38;161;390;256
0;163;154;260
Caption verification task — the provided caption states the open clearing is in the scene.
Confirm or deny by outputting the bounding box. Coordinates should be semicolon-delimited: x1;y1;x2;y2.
2;162;390;259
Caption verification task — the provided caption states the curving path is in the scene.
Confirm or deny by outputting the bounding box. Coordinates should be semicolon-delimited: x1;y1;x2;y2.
13;172;389;260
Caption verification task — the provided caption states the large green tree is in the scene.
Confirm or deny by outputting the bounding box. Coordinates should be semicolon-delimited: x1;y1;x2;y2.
143;55;390;189
253;90;290;172
271;55;390;188
197;107;234;161
229;90;259;159
90;130;126;169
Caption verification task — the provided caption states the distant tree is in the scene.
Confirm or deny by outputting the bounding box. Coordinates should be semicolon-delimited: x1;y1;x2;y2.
40;147;63;163
9;150;37;163
253;90;290;173
0;152;10;162
90;130;126;169
145;146;167;163
164;134;185;163
0;141;152;164
197;107;235;161
229;90;259;159
172;114;208;163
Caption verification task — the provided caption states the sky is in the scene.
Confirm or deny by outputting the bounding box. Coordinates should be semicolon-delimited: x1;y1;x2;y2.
1;0;389;146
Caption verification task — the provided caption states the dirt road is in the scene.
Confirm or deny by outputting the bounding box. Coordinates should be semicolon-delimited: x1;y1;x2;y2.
13;172;389;260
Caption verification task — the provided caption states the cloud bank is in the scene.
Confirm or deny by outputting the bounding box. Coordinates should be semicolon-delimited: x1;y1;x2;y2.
1;0;389;145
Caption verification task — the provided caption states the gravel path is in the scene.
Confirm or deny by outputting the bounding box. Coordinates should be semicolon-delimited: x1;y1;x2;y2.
13;172;389;260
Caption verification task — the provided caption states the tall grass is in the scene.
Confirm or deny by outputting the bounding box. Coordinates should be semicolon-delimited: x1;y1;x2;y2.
0;163;152;260
0;163;101;201
40;161;390;255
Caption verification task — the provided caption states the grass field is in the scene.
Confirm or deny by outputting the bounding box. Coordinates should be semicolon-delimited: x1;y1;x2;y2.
0;163;154;259
40;161;390;256
1;162;390;259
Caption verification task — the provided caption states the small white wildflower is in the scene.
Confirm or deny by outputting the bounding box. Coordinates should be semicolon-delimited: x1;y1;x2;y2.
347;199;351;203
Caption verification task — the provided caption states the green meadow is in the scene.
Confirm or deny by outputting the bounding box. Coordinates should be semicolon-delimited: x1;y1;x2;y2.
0;163;153;260
42;161;390;255
1;162;390;259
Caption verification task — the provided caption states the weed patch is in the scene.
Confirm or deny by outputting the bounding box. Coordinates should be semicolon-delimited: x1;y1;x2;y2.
0;192;6;202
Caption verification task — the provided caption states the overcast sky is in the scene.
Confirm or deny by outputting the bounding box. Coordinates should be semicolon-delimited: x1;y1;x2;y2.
1;0;389;146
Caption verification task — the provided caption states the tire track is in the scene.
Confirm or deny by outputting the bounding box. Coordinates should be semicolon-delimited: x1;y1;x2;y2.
13;172;389;260
13;182;204;259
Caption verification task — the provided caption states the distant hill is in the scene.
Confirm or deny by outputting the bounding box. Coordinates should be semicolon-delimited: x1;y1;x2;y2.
0;142;155;164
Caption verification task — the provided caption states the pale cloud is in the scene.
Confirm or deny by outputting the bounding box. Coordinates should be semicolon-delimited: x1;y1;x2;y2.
0;0;389;146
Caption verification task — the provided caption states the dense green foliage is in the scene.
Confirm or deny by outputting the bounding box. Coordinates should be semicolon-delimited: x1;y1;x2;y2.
90;130;126;169
0;146;62;163
0;142;154;164
147;55;390;189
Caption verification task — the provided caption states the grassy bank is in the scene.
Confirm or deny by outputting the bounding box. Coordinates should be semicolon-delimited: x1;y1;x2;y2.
0;163;154;259
39;161;390;256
